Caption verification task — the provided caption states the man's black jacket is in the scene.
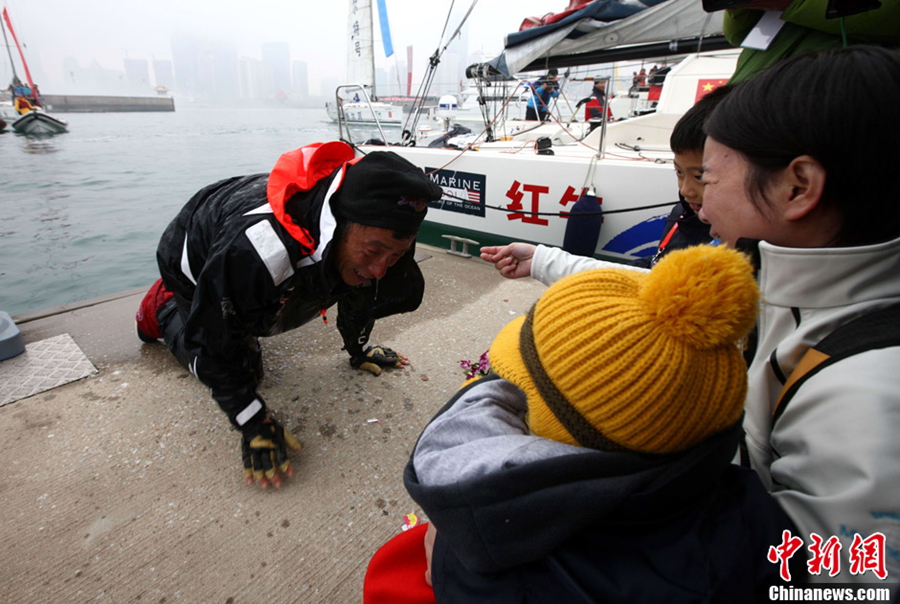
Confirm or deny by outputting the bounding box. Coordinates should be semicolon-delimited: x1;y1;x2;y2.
156;142;424;426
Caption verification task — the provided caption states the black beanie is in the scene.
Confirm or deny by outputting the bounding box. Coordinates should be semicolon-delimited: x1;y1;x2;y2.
331;151;443;233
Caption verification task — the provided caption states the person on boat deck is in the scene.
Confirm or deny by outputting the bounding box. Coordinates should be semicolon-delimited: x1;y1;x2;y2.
480;46;900;582
574;77;610;132
525;69;559;122
13;94;34;115
404;245;801;602
636;67;647;86
629;83;732;268
135;141;443;490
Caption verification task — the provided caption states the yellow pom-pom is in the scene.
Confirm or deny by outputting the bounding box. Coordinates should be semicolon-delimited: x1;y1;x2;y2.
639;246;759;349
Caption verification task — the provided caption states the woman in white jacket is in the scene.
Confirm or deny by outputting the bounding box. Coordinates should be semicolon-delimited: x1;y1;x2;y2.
480;45;900;584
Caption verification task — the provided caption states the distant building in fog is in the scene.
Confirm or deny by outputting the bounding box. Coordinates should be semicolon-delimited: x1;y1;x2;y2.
321;76;340;99
386;60;408;97
202;41;240;102
62;57;81;90
239;56;274;101
262;42;290;97
62;56;127;94
123;58;151;94
172;34;240;103
153;60;175;91
172;36;202;99
292;60;309;97
375;67;388;98
165;34;338;104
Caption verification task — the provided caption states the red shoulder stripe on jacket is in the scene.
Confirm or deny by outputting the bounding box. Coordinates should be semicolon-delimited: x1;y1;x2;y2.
266;140;355;250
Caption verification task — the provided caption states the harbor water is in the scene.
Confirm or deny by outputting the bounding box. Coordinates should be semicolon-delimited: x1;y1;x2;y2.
0;107;357;317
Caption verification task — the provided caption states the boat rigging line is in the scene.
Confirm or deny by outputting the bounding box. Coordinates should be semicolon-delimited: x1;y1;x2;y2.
614;142;673;163
1;12;19;84
402;0;481;146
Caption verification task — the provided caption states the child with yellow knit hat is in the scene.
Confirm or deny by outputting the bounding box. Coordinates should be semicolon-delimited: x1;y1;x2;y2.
403;245;804;603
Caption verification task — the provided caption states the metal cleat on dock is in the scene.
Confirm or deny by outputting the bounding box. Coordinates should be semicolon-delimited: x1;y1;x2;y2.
441;234;480;258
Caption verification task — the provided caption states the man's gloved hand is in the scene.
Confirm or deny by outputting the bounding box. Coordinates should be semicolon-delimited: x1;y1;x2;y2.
350;345;408;376
241;417;303;489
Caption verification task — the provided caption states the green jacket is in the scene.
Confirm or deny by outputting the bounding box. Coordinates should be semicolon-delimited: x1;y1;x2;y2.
724;0;900;83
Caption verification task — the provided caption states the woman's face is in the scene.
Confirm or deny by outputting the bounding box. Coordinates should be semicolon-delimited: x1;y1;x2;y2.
698;137;792;248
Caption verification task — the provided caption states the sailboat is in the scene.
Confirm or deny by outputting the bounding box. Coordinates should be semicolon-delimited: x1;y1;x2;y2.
1;7;68;135
324;0;403;126
338;0;734;262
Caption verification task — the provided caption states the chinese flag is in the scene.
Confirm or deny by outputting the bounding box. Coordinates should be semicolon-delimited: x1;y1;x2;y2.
695;79;728;103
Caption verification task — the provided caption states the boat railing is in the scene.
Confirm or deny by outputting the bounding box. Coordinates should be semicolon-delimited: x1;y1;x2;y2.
596;75;611;160
333;84;390;145
560;75;612;159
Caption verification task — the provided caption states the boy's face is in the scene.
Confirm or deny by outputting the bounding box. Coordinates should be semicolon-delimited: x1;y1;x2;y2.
673;150;705;216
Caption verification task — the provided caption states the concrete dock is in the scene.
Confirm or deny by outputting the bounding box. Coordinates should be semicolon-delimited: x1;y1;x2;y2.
42;94;175;113
0;244;546;604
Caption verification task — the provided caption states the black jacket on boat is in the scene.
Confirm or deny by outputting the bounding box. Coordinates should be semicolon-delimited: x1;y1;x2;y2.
404;375;803;604
632;195;712;268
156;142;425;427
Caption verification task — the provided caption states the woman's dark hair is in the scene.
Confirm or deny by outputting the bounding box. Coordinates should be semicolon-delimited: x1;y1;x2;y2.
704;45;900;246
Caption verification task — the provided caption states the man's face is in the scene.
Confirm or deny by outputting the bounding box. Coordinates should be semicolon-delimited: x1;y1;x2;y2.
334;223;413;285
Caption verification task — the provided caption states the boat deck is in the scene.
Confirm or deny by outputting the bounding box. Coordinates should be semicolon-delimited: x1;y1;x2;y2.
0;244;546;603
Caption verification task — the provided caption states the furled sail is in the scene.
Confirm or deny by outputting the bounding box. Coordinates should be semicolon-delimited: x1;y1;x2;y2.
347;0;376;94
478;0;728;77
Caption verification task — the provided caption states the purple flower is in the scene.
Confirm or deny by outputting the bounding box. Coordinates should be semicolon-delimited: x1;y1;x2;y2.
460;351;491;380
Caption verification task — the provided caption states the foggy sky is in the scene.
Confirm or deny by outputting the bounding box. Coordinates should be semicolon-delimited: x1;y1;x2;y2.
1;0;558;94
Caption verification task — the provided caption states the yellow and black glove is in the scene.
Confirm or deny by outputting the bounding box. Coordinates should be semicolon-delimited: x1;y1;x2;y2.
240;417;302;487
350;345;403;376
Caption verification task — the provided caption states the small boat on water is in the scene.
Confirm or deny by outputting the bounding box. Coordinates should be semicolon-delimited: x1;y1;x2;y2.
325;88;404;126
2;7;69;136
11;107;69;135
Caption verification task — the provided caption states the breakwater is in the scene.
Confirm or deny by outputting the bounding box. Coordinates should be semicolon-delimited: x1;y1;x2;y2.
42;94;175;113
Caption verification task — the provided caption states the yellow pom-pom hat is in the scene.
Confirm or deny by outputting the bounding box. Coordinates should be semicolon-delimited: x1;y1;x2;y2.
489;245;760;454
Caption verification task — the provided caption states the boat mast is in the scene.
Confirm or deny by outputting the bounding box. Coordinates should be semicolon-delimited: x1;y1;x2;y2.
1;9;19;83
2;8;36;93
369;0;377;100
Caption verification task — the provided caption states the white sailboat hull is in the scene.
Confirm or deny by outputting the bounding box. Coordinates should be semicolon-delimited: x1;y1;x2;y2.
325;100;403;125
374;141;676;262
